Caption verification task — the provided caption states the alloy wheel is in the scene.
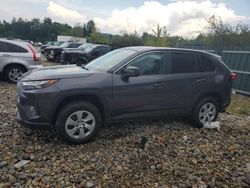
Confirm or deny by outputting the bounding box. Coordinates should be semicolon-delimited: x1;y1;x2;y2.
65;110;96;139
199;102;216;125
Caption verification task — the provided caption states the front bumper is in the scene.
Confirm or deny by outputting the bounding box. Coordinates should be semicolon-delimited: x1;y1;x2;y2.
16;108;52;130
16;83;60;130
47;54;55;60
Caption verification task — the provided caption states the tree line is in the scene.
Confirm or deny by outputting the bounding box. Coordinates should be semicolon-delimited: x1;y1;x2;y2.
0;16;250;49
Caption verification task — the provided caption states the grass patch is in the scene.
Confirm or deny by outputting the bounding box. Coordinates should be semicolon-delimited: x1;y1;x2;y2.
227;94;250;116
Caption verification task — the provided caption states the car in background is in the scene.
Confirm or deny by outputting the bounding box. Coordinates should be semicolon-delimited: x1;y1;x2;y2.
40;41;64;54
0;38;42;83
45;42;82;63
16;47;235;144
61;44;110;66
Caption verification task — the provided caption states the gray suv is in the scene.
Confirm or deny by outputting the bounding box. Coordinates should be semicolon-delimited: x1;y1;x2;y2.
16;47;235;144
0;39;42;83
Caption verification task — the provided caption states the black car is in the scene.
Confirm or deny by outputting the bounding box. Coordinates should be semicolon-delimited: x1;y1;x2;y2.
61;44;110;66
16;47;235;144
45;42;82;63
40;41;63;54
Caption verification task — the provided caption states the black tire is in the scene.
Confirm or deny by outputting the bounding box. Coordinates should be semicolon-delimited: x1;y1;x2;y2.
4;65;26;83
192;97;219;128
54;55;61;63
55;101;102;144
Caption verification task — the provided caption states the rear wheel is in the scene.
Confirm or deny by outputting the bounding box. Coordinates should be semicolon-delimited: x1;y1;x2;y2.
4;65;26;83
55;101;102;144
192;97;219;128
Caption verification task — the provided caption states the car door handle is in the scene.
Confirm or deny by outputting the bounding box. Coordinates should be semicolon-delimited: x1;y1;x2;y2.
154;82;166;87
197;79;208;83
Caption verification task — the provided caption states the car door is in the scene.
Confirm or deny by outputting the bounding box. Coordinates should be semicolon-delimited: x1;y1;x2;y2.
112;51;169;119
160;51;208;113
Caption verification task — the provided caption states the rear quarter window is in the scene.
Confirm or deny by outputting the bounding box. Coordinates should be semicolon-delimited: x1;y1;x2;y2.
197;54;216;72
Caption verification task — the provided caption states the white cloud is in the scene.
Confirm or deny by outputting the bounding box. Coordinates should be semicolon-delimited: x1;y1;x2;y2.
47;1;86;25
94;0;246;37
44;0;247;37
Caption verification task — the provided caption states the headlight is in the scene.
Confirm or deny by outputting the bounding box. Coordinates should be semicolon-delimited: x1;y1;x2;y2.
21;80;57;90
51;50;55;55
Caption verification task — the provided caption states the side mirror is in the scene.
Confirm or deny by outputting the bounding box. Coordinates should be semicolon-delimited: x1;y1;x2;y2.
122;66;140;78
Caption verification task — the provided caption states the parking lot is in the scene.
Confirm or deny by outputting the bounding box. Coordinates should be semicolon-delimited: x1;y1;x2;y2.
0;78;249;187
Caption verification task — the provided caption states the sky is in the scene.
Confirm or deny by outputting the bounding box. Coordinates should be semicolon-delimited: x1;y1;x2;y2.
0;0;250;37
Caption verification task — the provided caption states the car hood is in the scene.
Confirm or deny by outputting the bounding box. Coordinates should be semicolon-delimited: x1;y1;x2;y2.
21;65;93;81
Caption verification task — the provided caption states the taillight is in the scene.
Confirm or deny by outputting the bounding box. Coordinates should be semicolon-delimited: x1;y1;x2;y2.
27;43;39;62
230;73;237;81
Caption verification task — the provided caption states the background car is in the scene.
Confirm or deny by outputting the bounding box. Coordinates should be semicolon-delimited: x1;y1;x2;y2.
61;44;110;66
45;42;83;63
0;38;42;83
40;41;64;54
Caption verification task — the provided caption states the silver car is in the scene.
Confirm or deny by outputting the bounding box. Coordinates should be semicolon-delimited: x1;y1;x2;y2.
0;39;42;83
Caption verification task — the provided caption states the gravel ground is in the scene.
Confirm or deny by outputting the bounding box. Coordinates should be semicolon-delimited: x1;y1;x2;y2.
0;82;249;188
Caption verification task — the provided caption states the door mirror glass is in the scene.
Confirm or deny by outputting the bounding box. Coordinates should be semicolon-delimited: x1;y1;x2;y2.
122;66;140;77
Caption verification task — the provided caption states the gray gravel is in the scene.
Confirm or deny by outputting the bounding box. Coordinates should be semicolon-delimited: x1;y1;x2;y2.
0;82;249;187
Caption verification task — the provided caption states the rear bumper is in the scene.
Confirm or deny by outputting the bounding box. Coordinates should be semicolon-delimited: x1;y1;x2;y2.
220;91;232;112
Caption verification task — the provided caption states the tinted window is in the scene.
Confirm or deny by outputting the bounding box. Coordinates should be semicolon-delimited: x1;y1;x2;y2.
95;47;109;55
68;43;81;48
8;43;27;53
198;54;216;72
171;52;196;74
0;41;9;52
0;41;27;53
124;52;165;76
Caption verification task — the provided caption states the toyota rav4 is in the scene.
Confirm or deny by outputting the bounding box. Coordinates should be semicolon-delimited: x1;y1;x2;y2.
16;47;235;144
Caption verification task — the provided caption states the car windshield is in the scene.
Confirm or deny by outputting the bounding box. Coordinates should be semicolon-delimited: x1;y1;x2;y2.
84;45;96;53
85;49;137;72
78;43;93;50
59;42;70;48
55;41;64;46
46;41;53;45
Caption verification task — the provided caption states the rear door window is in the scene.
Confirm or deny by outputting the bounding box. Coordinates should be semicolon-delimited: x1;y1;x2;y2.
197;54;216;72
170;52;196;74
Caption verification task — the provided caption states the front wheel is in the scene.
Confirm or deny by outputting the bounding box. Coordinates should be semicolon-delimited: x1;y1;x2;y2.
55;102;102;144
192;97;219;128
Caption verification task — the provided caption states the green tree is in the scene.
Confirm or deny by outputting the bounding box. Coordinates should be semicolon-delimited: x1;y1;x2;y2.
90;32;110;44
